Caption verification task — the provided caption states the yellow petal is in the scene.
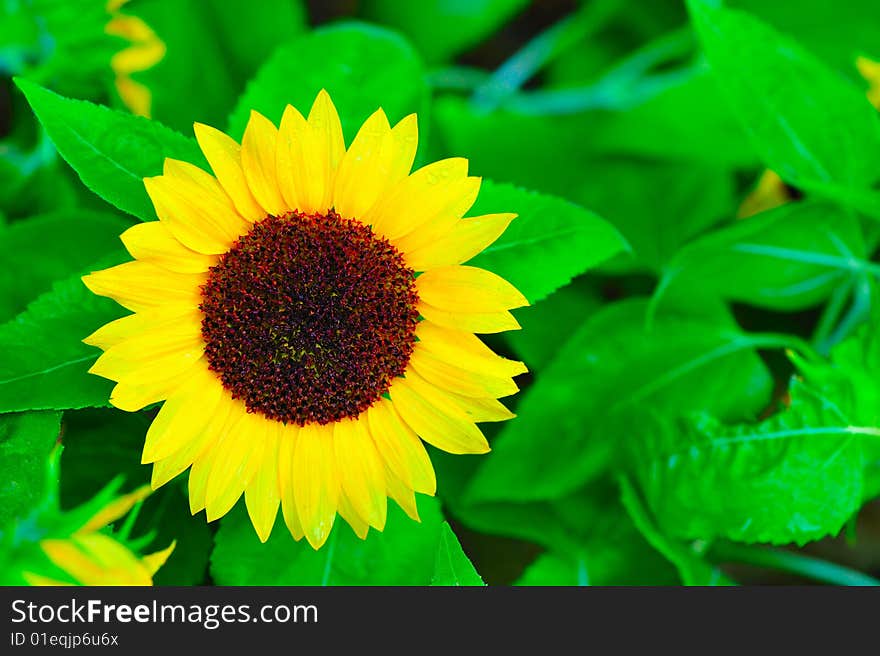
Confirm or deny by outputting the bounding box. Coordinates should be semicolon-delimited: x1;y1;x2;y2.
114;76;152;118
332;108;392;220
365;398;436;495
109;375;190;412
242;110;288;216
408;345;518;399
22;573;73;586
388;373;490;454
276;91;345;215
736;170;790;219
204;410;266;522
83;305;195;351
333;418;387;530
150;392;235;489
337;491;370;540
141;363;225;463
304;89;345;212
189;436;222;515
446;392;515;423
392;177;481;254
405;213;516;270
385;114;419;185
856;55;880;108
88;310;204;385
416;265;528;313
43;535;152;586
79;485;151;533
275;104;309;212
415;321;527;379
82;261;206;313
120;221;216;273
277;422;304;541
384;465;420;522
293;422;339;549
365;158;471;240
418;303;521;334
245;421;282;543
144;163;249;254
142;541;176;576
194;122;266;221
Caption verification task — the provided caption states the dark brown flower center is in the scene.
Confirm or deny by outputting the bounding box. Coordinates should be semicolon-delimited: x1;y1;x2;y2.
199;210;420;426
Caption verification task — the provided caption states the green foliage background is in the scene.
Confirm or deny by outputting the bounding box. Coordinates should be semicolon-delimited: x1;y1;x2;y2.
2;0;880;586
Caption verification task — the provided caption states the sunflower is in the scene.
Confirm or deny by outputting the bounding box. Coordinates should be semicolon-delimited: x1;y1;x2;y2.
105;0;166;117
7;485;174;586
82;90;528;549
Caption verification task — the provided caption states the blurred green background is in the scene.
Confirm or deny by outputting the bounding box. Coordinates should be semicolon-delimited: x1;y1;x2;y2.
3;0;880;586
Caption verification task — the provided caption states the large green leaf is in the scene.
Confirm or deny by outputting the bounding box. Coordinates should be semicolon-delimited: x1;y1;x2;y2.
0;270;125;413
654;201;866;312
688;1;880;213
574;158;733;274
465;298;773;503
441;472;679;585
468;182;628;303
16;79;204;221
795;307;880;500
430;523;484;586
630;380;866;545
211;497;445;585
730;0;880;77
361;0;527;64
0;411;61;527
0;211;130;322
227;22;428;143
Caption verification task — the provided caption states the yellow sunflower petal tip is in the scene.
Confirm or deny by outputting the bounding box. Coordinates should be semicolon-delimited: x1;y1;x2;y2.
82;89;527;549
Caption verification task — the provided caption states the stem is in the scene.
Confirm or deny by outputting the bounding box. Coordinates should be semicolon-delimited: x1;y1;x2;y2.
823;274;873;350
811;278;854;354
473;0;621;109
743;331;822;364
427;66;491;91
709;541;880;586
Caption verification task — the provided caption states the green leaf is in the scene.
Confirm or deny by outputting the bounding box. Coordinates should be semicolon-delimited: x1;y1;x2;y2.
688;1;880;211
631;380;866;546
211;497;445;585
361;0;527;64
466;298;773;503
227;22;428;143
0;270;125;413
431;522;484;586
619;477;734;585
440;474;679;585
730;0;880;78
16;79;205;221
468;181;628;303
586;68;757;166
0;211;130;322
574;159;733;274
0;411;61;527
793;305;880;500
654;201;866;312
